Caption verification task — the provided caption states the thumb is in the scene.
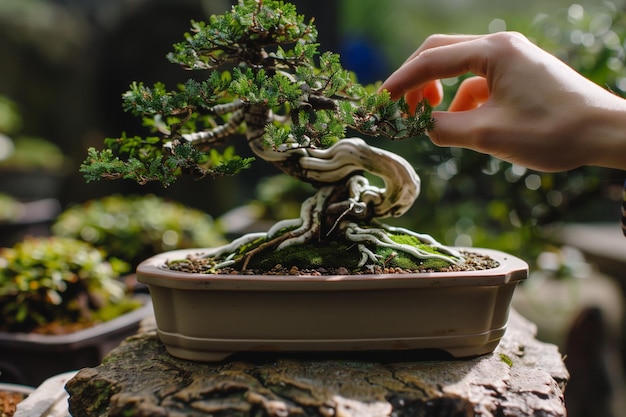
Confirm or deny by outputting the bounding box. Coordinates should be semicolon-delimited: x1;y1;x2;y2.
427;110;485;149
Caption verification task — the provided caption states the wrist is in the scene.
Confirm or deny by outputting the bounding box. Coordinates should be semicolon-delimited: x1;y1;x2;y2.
581;96;626;170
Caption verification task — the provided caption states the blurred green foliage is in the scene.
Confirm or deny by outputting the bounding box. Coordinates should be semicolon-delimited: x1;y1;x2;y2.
528;2;626;96
0;95;21;135
0;193;23;222
0;94;67;172
0;236;138;333
52;194;227;267
0;136;66;171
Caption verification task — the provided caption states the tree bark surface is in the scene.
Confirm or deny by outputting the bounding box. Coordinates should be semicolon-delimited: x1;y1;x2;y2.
65;310;569;417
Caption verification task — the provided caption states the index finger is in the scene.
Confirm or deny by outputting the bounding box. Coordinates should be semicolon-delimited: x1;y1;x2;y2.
379;34;494;100
399;34;485;64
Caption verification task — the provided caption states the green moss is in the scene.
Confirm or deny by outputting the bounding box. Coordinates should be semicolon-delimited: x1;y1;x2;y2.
371;246;451;271
388;233;420;246
388;234;445;256
247;241;363;271
244;232;456;272
499;353;514;368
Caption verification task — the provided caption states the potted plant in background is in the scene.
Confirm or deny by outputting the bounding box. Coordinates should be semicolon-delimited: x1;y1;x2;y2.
0;236;152;386
80;0;528;361
52;194;226;269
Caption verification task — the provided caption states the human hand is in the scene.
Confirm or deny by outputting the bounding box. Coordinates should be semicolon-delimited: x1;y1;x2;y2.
379;32;626;171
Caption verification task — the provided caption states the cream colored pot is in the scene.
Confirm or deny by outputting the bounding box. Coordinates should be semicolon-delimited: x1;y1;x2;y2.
137;248;527;361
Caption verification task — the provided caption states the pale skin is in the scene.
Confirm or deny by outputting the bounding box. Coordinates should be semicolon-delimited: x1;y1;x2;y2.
379;32;626;172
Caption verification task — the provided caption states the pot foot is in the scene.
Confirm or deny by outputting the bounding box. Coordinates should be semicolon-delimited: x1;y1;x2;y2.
164;346;234;362
443;341;500;358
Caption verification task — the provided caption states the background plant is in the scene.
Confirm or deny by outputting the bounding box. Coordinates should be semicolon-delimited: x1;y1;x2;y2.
0;136;66;172
0;193;23;223
52;194;226;267
0;236;138;333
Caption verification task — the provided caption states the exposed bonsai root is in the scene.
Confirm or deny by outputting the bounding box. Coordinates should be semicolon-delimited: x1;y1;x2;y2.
240;232;295;270
191;180;463;272
272;186;331;250
207;232;267;269
345;223;463;267
204;187;331;269
356;243;383;267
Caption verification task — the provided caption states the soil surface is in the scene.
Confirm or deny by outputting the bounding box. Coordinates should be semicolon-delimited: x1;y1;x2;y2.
166;250;499;275
0;390;28;417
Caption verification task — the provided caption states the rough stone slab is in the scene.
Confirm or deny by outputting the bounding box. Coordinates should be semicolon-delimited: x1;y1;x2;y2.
65;310;568;417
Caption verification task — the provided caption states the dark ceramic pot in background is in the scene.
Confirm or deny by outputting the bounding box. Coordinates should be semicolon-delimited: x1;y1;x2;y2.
0;295;152;386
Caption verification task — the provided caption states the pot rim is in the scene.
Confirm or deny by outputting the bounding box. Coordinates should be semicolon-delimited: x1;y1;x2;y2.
0;294;152;347
137;247;528;291
0;382;35;394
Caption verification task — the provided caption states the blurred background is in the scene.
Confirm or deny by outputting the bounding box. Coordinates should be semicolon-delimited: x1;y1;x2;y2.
1;0;625;244
1;0;626;415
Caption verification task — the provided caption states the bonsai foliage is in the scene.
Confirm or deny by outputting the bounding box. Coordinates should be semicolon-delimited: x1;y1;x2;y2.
0;236;139;333
81;0;464;273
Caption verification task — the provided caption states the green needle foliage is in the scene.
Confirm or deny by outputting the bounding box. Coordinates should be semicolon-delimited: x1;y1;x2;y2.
80;0;433;188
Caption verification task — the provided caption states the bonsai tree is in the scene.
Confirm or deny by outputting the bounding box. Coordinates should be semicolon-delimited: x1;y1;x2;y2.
81;0;466;273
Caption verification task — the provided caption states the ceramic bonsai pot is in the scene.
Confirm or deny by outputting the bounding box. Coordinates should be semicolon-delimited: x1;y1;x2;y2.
137;248;527;361
0;295;152;386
